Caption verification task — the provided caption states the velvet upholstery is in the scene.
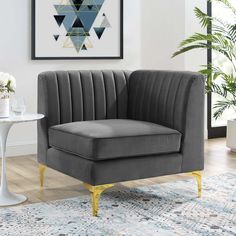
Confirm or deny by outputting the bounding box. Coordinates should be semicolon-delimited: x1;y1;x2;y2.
128;70;205;171
38;70;204;185
38;70;131;164
47;148;183;186
49;119;181;161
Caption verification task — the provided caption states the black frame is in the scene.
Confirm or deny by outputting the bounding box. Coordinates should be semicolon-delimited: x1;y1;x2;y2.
207;1;226;138
31;0;124;60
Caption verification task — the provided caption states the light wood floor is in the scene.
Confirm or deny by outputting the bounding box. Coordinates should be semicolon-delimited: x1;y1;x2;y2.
2;138;236;205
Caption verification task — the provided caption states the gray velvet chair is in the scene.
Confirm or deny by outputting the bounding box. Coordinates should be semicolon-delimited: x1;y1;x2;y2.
37;70;204;216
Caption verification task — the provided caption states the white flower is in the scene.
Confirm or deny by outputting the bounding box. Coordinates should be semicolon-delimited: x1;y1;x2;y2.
0;72;16;94
0;80;6;88
9;75;16;90
0;73;10;87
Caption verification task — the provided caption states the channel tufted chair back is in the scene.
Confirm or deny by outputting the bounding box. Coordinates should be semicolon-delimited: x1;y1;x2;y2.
128;70;204;171
38;70;131;162
128;70;199;134
38;70;131;127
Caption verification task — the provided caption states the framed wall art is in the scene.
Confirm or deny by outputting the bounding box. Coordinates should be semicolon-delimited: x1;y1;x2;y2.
32;0;123;60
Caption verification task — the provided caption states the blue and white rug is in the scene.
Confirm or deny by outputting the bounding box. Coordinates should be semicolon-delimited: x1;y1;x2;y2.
0;173;235;236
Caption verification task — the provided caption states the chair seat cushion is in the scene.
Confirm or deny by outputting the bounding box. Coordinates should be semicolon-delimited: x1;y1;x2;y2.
49;119;182;161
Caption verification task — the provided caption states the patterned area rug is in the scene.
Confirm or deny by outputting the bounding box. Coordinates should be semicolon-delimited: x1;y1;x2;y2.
0;173;235;236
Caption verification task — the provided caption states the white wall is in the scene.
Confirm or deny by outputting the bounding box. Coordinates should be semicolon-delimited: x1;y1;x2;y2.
185;0;208;138
141;0;186;70
0;0;142;156
185;0;207;71
0;0;207;156
141;0;207;71
141;0;207;137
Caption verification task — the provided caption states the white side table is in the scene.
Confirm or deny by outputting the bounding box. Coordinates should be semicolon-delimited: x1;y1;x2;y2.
0;113;44;206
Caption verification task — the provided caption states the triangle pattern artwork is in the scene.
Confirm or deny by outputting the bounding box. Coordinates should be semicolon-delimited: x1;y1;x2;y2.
54;15;66;27
81;44;87;50
72;17;84;28
70;0;84;11
100;14;111;28
54;0;105;53
94;27;105;39
53;35;60;41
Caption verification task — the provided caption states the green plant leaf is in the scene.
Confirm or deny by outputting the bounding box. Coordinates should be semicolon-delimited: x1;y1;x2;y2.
173;0;236;119
194;7;213;28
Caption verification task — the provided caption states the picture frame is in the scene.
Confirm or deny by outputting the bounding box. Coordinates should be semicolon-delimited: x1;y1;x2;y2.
32;0;123;60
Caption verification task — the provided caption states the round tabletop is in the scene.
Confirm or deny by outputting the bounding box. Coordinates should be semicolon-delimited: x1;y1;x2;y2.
0;113;44;123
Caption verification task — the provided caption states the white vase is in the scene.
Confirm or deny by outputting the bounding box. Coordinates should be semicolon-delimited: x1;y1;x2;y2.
0;98;9;118
226;119;236;152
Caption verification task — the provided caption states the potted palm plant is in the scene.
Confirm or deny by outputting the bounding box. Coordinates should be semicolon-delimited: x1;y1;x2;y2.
173;0;236;151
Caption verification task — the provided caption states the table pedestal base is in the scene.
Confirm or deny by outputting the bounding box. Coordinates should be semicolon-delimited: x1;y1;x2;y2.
0;114;44;207
0;123;27;207
0;189;27;206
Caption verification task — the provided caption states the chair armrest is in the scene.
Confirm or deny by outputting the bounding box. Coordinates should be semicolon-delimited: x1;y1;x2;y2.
128;70;205;172
37;73;49;165
181;76;205;172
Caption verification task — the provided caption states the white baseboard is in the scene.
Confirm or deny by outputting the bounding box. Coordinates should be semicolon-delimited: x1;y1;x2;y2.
5;141;37;157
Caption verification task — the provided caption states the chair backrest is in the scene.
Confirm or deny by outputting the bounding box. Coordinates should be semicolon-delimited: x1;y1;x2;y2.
128;70;204;134
38;70;131;128
128;70;205;172
38;70;130;164
38;69;204;171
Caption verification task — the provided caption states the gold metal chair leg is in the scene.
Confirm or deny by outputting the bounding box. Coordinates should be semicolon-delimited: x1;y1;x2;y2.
191;171;202;198
39;164;46;188
84;183;114;216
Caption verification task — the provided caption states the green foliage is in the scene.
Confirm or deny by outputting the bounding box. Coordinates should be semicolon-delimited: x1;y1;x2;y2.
173;0;236;119
6;81;15;93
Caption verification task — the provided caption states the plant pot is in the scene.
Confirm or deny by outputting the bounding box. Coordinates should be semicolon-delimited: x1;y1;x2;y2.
226;119;236;152
0;98;9;118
